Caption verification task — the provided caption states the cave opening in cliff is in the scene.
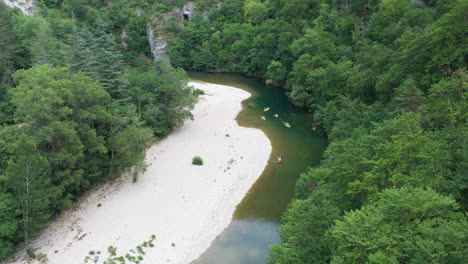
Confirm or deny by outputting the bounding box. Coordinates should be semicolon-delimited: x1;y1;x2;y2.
183;13;189;21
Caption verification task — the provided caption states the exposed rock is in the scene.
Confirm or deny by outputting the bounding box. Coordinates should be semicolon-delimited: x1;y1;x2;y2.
147;21;171;60
147;3;195;60
146;1;223;60
1;0;36;15
120;29;128;49
182;2;196;21
136;9;143;17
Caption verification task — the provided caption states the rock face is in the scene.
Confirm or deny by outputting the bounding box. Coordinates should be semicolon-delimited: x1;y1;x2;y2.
182;2;196;21
1;0;36;15
147;2;197;60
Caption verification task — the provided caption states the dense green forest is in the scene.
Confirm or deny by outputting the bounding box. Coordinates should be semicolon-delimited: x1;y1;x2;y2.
0;0;467;262
168;0;467;262
0;0;197;259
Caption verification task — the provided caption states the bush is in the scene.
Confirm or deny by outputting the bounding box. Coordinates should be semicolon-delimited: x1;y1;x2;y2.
193;88;205;97
192;156;203;165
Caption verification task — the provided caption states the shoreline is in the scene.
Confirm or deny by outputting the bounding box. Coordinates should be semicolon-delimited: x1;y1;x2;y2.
5;82;272;264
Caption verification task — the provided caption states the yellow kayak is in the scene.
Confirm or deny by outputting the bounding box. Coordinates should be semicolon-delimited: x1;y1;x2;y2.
274;114;279;118
283;122;291;128
261;116;266;120
264;107;270;112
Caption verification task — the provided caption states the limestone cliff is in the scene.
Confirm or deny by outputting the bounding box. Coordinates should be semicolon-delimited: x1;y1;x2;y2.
1;0;36;15
147;2;197;60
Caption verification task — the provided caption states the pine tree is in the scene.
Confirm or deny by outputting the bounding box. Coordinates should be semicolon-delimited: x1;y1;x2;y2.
93;30;128;99
68;26;99;79
393;77;425;113
68;23;128;99
0;4;25;85
30;20;59;67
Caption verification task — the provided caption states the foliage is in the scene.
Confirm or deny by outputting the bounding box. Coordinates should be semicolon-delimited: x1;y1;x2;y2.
67;25;128;99
0;55;190;260
330;187;468;264
4;135;56;248
0;4;27;86
11;66;109;209
0;0;466;262
0;193;17;259
125;60;196;136
192;156;203;165
266;61;286;86
83;234;156;264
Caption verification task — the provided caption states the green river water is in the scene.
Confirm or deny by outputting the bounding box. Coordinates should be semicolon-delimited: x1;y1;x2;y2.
188;72;327;264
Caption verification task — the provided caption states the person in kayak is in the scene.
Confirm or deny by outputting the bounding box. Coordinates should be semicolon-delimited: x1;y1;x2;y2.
276;156;283;164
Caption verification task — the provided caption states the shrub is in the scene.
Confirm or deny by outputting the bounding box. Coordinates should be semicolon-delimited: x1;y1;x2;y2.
193;89;205;97
192;156;203;165
26;248;36;259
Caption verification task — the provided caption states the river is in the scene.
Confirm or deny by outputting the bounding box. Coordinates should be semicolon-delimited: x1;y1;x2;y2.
188;72;327;264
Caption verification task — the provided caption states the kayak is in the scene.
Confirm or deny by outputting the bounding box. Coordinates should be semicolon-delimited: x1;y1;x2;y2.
274;114;279;118
264;107;270;112
261;116;266;120
283;122;291;128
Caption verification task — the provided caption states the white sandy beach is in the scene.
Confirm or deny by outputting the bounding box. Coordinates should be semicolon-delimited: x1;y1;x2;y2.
6;82;271;264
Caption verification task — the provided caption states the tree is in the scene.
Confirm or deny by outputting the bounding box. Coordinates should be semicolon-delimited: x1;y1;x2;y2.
125;13;151;59
400;0;468;88
295;113;453;209
269;185;341;264
330;187;468;264
107;107;153;181
393;77;425;113
0;84;14;124
13;13;64;67
0;4;26;85
244;1;268;25
4;134;56;248
0;193;17;260
68;25;128;99
424;70;467;128
30;19;62;66
152;60;196;131
12;65;112;209
93;28;128;99
365;0;412;44
125;60;195;137
266;60;287;86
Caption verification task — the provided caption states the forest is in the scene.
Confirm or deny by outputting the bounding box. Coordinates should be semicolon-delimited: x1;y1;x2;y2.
168;0;467;262
0;0;197;259
0;0;467;263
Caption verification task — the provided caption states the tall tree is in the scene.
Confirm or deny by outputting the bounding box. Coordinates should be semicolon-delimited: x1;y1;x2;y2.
68;24;128;99
393;77;425;113
0;4;25;85
0;192;17;260
4;134;55;248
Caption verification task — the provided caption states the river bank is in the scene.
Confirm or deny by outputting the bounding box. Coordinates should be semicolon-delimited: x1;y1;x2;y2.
188;72;328;264
6;82;271;264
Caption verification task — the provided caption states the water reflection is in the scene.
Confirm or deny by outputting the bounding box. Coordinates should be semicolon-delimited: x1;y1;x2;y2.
193;219;280;264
